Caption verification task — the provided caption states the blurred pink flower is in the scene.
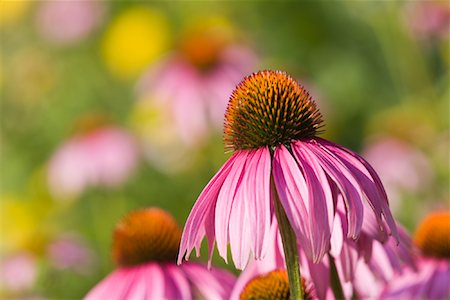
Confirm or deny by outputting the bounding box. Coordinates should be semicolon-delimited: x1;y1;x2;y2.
47;234;96;275
136;25;256;148
0;252;37;293
36;0;105;45
179;71;398;270
85;207;235;300
380;257;450;300
47;126;138;199
405;1;450;40
363;136;433;210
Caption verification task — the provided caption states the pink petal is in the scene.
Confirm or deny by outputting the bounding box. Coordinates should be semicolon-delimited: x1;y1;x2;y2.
304;141;364;239
318;138;398;241
84;268;137;300
229;173;252;269
123;266;148;299
215;151;249;261
272;145;314;261
178;153;237;264
144;264;165;299
292;142;334;260
182;263;236;300
165;264;192;300
241;147;272;259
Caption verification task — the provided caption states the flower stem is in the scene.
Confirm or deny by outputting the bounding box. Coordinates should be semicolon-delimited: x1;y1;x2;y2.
272;178;303;300
329;254;345;300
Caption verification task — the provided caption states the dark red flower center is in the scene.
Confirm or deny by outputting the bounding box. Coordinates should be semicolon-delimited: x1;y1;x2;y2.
224;70;323;151
112;208;182;266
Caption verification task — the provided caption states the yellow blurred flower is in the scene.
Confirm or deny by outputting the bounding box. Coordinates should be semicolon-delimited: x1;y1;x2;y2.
0;0;30;27
0;197;41;254
101;6;170;80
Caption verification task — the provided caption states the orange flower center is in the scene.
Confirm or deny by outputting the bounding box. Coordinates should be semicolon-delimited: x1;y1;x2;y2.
112;208;182;266
180;28;228;71
240;270;312;300
414;211;450;259
72;113;110;135
224;70;323;151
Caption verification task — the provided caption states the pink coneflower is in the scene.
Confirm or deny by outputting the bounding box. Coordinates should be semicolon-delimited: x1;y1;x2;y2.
136;21;256;148
85;208;235;300
35;0;105;45
47;114;138;200
405;0;450;40
381;211;450;300
47;234;96;275
363;136;432;211
0;252;37;294
178;70;399;297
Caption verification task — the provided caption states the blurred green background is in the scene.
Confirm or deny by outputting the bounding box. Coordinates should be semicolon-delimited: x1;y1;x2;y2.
1;1;448;298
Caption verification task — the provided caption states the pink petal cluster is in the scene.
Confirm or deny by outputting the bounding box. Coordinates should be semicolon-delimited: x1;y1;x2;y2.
0;252;37;293
179;137;398;269
47;234;96;275
84;262;235;300
405;0;450;40
230;211;414;300
380;257;450;300
47;127;138;199
35;0;105;45
136;46;256;147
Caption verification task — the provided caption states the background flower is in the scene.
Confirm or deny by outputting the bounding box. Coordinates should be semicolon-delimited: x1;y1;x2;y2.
47;119;139;200
35;0;105;45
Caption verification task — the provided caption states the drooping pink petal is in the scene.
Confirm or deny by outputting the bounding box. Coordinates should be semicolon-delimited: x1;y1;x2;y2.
272;145;314;261
215;151;249;261
84;268;137;300
182;263;236;300
123;265;152;299
292;142;334;260
330;211;344;258
178;152;238;264
304;141;364;239
318;138;399;241
300;251;330;300
144;264;165;299
241;147;272;260
165;264;192;300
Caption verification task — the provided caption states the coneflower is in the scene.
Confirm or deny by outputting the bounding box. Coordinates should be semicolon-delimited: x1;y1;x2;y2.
381;211;450;300
178;70;398;298
85;208;235;300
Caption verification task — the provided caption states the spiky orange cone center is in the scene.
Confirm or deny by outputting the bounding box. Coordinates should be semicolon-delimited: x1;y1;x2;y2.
224;70;323;151
112;208;182;266
240;270;312;300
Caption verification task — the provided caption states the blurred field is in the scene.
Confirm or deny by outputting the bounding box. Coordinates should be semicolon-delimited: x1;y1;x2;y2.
1;1;448;298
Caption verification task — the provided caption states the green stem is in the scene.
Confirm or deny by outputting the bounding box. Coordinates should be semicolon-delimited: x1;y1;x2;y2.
272;178;303;300
329;254;345;300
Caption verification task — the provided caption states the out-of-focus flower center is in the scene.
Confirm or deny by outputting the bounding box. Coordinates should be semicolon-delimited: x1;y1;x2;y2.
224;70;323;151
112;208;182;266
180;28;229;71
414;211;450;259
72;113;110;135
